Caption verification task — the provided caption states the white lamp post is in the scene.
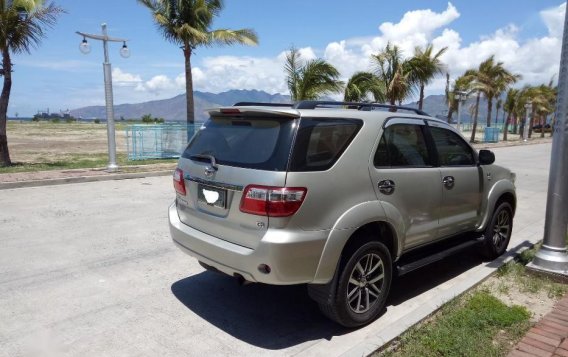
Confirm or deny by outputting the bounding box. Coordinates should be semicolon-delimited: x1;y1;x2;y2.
76;24;130;172
523;101;533;142
455;91;467;132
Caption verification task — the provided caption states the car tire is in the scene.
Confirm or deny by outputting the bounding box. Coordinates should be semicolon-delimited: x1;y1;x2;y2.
317;241;392;328
481;202;513;260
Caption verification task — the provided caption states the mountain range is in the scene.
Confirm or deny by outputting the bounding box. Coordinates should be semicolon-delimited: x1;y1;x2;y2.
70;89;497;124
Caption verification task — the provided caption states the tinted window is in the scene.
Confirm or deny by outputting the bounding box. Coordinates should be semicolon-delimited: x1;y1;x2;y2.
430;127;475;166
182;117;296;171
290;118;362;171
374;124;431;167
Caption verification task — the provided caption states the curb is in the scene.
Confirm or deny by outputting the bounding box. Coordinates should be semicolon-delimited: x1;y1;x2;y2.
0;170;173;190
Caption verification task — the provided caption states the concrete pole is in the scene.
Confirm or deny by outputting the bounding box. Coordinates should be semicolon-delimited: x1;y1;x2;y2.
456;97;462;132
102;24;118;172
523;105;530;142
528;7;568;275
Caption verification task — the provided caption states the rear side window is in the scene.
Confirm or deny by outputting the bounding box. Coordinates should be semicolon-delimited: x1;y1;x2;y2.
429;127;475;166
182;117;296;171
374;124;432;167
290;118;362;172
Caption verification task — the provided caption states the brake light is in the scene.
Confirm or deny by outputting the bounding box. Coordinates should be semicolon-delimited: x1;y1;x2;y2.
240;185;307;217
173;168;186;195
220;108;241;114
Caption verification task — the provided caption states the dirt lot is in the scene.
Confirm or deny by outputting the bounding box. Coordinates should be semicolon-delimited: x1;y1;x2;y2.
6;121;128;163
6;121;553;164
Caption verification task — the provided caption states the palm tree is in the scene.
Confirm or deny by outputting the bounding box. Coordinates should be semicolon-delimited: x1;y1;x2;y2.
447;74;473;125
285;47;343;101
371;43;414;107
343;71;386;103
138;0;258;135
0;0;64;166
470;56;519;128
407;44;447;110
503;88;519;141
495;98;502;126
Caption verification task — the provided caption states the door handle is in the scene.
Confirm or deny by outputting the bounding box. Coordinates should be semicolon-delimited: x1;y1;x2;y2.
443;176;455;188
378;180;395;195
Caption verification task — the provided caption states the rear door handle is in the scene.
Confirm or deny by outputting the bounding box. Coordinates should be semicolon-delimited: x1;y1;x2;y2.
378;180;395;195
443;176;455;188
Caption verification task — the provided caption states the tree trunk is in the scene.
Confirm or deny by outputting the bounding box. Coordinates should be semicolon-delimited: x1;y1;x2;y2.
528;107;536;138
418;83;425;110
470;93;480;143
447;106;454;124
183;44;195;142
486;97;493;127
541;115;546;138
503;113;510;141
513;115;518;134
0;50;12;167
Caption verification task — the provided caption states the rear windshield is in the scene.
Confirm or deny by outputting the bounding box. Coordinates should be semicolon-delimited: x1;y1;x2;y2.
182;117;296;171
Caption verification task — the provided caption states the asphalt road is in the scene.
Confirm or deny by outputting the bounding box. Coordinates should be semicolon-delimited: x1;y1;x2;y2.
0;143;552;357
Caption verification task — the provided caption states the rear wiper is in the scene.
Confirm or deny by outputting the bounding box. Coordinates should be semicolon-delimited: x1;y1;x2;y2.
189;154;218;170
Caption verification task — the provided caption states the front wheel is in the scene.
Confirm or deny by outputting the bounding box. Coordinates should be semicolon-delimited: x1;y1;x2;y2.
481;202;513;259
317;241;392;328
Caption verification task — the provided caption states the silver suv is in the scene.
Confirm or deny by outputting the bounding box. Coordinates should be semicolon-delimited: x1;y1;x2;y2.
169;101;516;327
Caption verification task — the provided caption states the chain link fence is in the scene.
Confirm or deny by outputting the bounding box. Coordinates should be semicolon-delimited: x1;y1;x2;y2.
125;124;200;160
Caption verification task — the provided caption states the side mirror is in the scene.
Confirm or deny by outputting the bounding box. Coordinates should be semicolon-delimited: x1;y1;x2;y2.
478;149;495;165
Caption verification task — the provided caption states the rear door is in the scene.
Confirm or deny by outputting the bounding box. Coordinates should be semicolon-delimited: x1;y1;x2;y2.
369;118;442;249
175;111;297;249
426;122;482;238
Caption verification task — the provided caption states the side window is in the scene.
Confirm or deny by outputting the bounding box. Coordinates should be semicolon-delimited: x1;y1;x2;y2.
290;118;362;171
374;124;431;167
429;127;475;166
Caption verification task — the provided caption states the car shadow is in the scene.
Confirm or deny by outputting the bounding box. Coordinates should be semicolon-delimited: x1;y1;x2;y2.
171;241;533;350
388;248;483;305
171;272;346;350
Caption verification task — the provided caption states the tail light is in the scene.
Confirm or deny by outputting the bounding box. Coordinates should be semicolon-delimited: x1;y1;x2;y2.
240;185;307;217
173;168;186;195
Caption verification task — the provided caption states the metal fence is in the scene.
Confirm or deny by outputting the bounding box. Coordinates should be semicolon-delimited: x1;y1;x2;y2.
125;124;200;160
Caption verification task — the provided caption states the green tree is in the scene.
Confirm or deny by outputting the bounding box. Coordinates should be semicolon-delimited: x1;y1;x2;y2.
284;47;343;101
447;74;473;124
138;0;258;134
0;0;64;166
503;88;519;141
408;44;447;110
343;71;386;103
371;43;414;107
470;56;519;128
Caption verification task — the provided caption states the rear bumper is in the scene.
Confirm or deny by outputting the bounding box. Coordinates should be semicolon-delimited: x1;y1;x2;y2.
169;202;328;284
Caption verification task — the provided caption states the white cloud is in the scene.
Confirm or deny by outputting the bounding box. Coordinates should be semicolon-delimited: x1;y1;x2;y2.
541;3;566;38
113;2;567;103
112;68;142;87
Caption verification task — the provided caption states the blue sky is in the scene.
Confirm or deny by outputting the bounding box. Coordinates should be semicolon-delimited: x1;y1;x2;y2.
9;0;567;117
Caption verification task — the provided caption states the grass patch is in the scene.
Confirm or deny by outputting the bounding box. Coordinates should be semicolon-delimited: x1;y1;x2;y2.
0;153;177;173
378;291;531;357
496;243;568;299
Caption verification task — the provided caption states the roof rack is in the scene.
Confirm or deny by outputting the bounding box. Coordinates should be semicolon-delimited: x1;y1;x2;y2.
293;100;430;116
233;102;293;108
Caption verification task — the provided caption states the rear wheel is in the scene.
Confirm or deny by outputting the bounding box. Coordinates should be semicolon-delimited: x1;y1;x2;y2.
481;202;513;259
317;241;392;327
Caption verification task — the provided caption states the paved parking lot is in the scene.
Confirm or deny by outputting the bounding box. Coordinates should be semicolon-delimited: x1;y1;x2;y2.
0;143;552;356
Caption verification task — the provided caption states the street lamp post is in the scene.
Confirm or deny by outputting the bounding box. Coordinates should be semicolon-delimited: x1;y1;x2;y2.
527;7;568;276
523;101;532;142
455;91;467;132
76;24;130;172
